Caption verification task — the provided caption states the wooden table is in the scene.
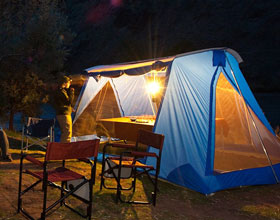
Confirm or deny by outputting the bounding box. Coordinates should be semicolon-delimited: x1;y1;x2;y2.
97;117;155;142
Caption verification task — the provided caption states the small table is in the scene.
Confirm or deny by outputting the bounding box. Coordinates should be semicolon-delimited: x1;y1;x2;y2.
97;117;155;142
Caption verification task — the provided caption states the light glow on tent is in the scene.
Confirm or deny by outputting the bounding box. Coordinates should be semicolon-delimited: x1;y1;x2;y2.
146;81;161;95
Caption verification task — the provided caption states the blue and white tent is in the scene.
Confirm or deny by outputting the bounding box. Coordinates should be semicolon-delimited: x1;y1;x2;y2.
73;48;280;194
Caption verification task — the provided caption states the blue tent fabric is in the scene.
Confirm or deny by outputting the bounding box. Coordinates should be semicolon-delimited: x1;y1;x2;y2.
213;50;226;67
206;66;221;175
149;52;215;191
76;48;280;194
145;49;280;194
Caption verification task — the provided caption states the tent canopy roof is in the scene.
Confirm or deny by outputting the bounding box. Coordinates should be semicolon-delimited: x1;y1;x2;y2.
85;48;243;78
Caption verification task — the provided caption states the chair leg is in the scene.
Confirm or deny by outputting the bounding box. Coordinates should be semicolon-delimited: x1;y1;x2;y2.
100;176;104;190
17;155;24;213
100;161;106;191
115;168;160;206
153;168;160;206
100;152;107;191
87;177;94;219
61;181;65;206
132;168;137;193
41;175;48;220
153;178;158;206
116;164;122;204
87;206;91;220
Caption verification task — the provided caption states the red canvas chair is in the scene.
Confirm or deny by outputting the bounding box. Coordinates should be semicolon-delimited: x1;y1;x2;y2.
17;139;100;220
100;129;165;206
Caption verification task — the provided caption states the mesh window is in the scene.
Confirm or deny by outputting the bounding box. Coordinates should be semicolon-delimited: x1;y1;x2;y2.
214;72;280;172
73;82;121;136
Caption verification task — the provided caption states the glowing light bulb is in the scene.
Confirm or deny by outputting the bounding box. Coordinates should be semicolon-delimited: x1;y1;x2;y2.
147;81;160;95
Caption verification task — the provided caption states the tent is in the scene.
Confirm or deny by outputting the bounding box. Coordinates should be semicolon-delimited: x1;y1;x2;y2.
73;48;280;194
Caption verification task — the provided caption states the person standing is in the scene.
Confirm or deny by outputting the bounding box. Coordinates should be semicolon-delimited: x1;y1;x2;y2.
0;127;12;162
54;76;75;143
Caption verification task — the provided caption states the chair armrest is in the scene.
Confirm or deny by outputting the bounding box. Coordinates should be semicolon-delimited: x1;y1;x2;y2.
25;155;44;167
108;156;134;161
111;143;136;149
103;142;136;155
78;158;93;165
130;151;158;158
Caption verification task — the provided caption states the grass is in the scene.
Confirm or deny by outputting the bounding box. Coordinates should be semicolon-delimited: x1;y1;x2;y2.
242;205;280;219
2;130;280;219
2;150;280;220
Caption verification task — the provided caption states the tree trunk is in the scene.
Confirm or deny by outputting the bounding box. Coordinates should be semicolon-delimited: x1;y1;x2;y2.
9;110;14;131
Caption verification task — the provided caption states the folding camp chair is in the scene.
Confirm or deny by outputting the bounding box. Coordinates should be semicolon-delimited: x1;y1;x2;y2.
100;129;165;206
18;139;100;220
21;117;55;151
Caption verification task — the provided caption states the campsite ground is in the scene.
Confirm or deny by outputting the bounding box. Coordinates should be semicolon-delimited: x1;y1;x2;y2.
1;148;280;220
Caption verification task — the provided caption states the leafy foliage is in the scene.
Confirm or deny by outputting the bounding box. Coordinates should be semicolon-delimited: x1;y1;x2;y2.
0;0;75;129
0;0;75;78
0;57;47;130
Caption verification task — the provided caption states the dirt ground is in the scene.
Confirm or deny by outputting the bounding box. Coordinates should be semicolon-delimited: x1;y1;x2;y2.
1;152;280;220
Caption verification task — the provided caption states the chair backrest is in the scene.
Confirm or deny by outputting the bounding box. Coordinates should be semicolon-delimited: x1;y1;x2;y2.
45;139;100;161
136;129;165;150
26;117;55;138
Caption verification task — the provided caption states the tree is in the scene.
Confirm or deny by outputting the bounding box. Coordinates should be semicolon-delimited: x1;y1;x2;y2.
0;57;47;130
0;0;75;130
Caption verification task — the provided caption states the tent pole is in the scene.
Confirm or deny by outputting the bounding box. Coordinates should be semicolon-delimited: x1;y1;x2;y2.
73;77;90;124
225;54;279;183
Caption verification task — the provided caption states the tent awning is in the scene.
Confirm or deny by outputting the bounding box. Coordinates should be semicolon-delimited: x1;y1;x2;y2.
84;48;243;78
86;57;174;77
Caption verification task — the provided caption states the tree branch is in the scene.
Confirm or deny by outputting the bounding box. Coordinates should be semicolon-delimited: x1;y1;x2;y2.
0;54;23;64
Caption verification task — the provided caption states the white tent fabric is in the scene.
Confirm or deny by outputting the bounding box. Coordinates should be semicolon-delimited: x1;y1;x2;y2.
111;74;155;116
73;77;108;124
73;74;155;124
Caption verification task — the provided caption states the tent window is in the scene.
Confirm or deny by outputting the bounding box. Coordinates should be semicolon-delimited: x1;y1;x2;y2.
214;72;280;173
73;82;121;137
